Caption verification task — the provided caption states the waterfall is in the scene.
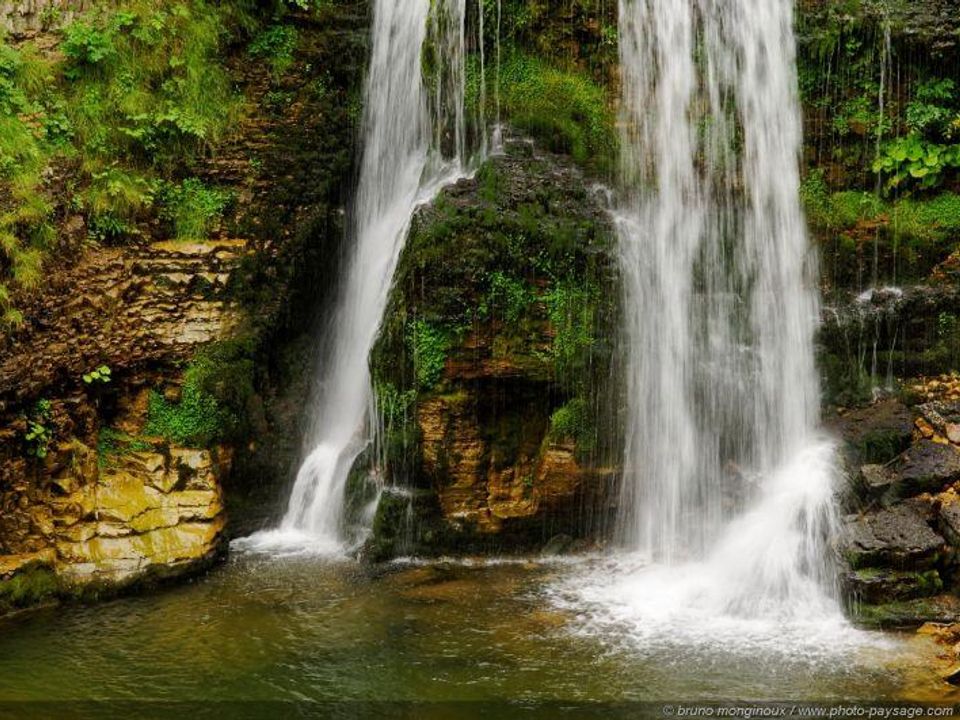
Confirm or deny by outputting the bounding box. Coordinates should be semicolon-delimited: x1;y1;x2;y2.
238;0;476;554
553;0;848;639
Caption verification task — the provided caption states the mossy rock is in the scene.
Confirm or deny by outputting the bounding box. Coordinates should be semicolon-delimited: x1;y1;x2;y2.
844;567;944;604
850;594;960;629
0;562;60;616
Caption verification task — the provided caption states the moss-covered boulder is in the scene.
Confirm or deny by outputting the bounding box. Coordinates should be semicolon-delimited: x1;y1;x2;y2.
365;135;621;558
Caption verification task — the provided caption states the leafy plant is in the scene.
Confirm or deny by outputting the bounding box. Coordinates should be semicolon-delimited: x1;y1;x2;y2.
906;79;957;136
248;24;298;78
159;178;231;240
82;365;112;385
24;399;53;459
873;135;960;192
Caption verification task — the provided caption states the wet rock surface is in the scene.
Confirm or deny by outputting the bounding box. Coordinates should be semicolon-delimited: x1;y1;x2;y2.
366;136;620;559
840;505;948;571
0;241;240;608
837;383;960;627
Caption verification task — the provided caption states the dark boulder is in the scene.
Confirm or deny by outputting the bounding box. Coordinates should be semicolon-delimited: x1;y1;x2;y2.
842;567;943;604
898;441;960;496
839;504;948;570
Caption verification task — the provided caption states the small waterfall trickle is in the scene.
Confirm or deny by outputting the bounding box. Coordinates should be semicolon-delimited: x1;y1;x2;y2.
238;0;480;555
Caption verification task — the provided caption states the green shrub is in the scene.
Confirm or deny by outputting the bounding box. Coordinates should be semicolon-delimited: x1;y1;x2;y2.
144;340;254;446
159;178;232;240
248;24;298;78
474;51;617;173
407;320;448;390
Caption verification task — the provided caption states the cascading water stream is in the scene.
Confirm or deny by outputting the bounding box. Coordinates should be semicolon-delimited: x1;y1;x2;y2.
553;0;872;652
238;0;476;554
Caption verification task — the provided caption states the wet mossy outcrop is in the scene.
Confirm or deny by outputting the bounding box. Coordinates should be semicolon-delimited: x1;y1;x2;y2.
0;0;371;611
365;136;621;559
833;387;960;627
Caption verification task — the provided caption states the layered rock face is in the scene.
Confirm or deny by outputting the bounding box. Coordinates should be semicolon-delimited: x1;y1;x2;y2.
0;240;247;612
0;0;92;38
366;138;620;558
0;0;369;613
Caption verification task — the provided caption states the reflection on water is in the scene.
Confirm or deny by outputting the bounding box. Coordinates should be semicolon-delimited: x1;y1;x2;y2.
0;555;953;706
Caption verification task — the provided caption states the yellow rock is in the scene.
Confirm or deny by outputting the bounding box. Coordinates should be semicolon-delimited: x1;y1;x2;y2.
0;549;56;578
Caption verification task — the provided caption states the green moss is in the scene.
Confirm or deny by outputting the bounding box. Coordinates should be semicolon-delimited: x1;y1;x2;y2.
97;427;152;468
0;564;60;613
472;51;617;174
144;339;254;447
407;319;448;391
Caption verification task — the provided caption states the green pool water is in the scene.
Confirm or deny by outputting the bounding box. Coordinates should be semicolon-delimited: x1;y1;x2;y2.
0;554;954;717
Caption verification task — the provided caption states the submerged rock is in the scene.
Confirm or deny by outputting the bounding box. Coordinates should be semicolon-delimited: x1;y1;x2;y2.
851;594;960;630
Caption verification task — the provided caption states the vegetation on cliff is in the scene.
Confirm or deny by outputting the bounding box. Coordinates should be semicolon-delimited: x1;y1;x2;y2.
0;0;342;329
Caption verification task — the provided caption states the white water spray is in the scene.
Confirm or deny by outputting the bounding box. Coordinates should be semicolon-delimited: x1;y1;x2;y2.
238;0;476;555
555;0;856;647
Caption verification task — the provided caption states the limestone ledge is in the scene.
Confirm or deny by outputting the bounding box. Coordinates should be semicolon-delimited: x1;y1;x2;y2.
0;238;251;408
2;440;229;589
